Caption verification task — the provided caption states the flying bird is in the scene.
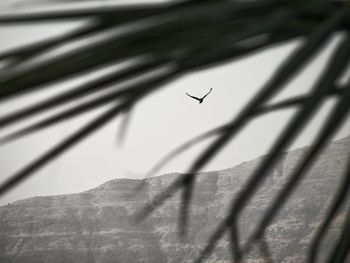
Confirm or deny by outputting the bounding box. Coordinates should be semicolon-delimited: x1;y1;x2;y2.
186;88;212;104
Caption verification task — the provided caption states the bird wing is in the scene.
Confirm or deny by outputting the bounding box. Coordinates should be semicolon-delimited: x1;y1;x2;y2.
202;88;213;99
186;93;201;101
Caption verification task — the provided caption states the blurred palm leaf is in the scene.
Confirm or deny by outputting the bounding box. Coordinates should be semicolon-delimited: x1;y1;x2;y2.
0;0;350;262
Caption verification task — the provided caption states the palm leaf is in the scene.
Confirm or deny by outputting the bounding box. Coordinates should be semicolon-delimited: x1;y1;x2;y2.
0;0;349;262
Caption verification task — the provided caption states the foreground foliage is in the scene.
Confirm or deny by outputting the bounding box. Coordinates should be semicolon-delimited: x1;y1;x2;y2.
0;0;349;262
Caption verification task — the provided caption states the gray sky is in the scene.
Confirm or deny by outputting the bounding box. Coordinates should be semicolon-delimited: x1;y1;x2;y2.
0;18;349;205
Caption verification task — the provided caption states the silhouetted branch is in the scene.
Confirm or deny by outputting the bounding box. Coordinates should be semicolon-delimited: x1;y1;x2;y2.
326;208;350;263
229;224;243;262
0;68;180;197
144;85;345;180
245;34;350;248
141;8;350;252
258;238;275;263
309;150;350;262
116;105;134;145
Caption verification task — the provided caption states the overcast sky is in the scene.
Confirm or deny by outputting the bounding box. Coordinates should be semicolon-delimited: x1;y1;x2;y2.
0;13;349;205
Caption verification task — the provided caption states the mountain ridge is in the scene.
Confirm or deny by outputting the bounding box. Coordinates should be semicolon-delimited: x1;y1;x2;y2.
9;133;350;207
0;134;349;262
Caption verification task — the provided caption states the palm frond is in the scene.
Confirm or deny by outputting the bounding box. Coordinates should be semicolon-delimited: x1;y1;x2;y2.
0;0;349;262
309;151;350;263
143;84;344;181
326;208;350;263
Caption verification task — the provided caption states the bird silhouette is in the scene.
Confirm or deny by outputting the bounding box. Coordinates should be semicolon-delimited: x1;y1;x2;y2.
186;88;212;104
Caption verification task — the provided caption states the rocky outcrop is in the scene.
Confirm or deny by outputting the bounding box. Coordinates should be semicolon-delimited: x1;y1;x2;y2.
0;135;349;263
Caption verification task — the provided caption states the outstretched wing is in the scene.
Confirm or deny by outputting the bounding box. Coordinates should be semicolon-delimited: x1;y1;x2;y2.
202;88;213;100
186;93;201;101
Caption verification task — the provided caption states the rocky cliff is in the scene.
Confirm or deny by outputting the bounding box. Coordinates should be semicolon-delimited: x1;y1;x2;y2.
0;135;349;263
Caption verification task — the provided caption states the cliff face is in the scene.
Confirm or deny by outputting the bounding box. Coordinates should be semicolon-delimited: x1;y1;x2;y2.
0;136;349;263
